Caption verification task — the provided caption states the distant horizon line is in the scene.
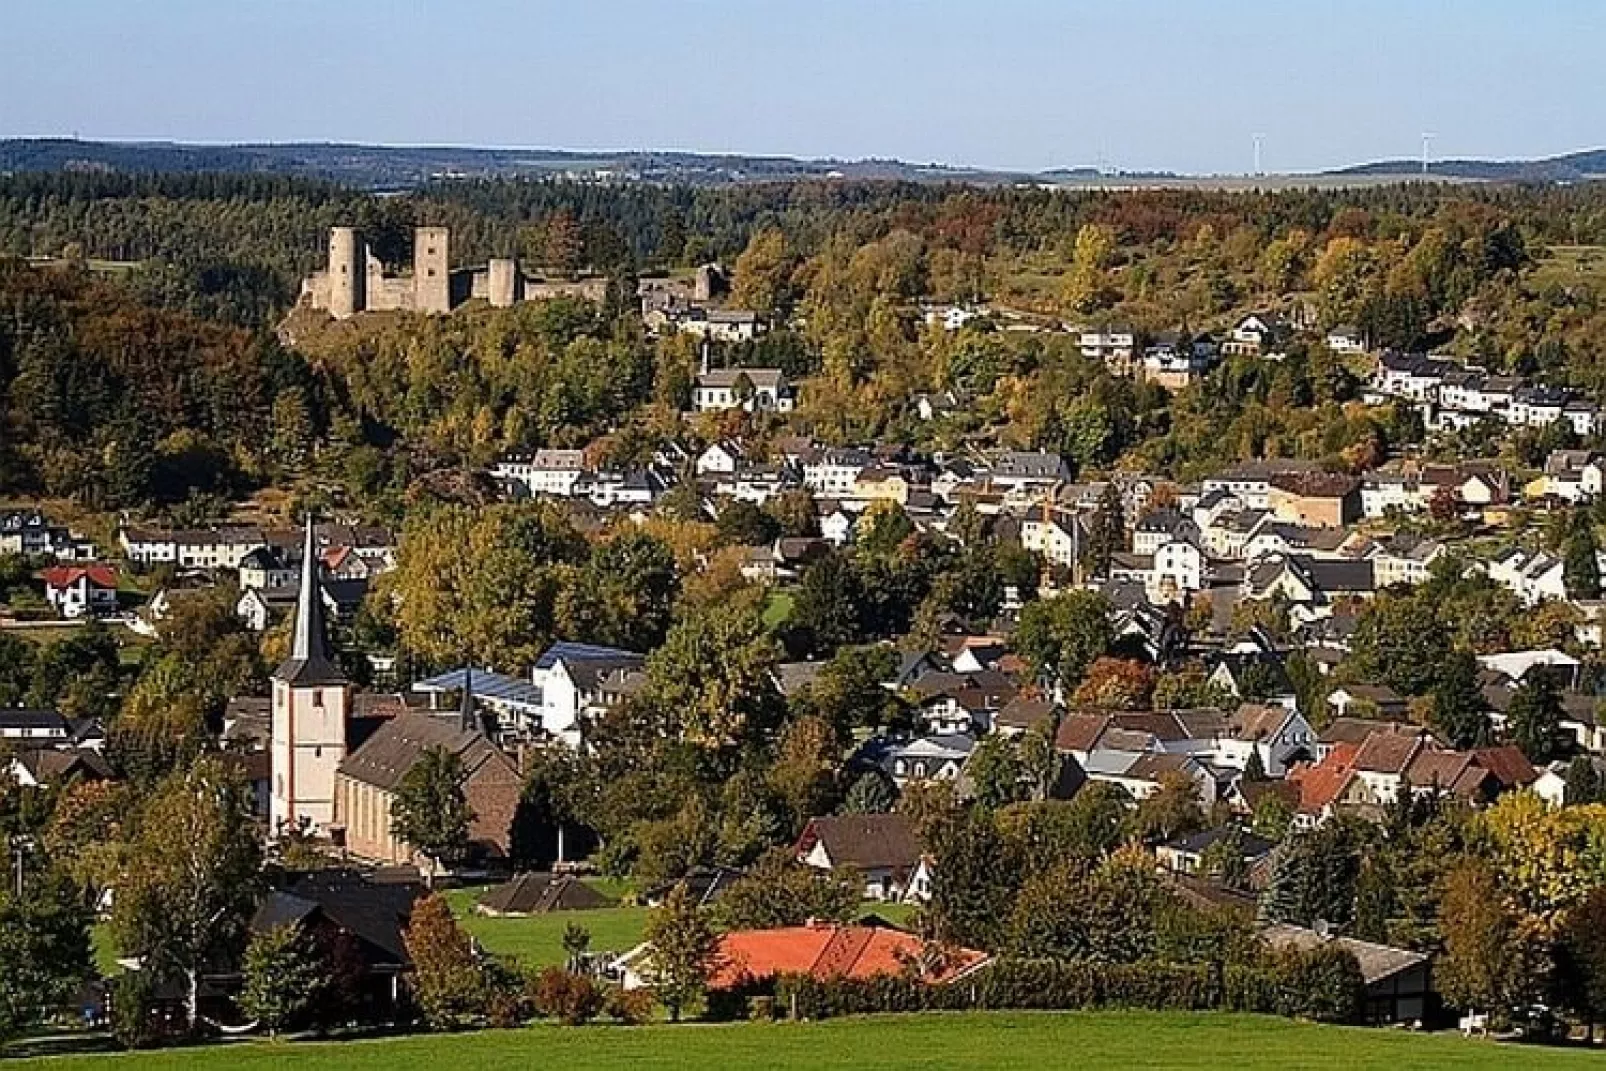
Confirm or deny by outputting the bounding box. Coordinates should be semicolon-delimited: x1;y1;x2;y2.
4;133;1605;180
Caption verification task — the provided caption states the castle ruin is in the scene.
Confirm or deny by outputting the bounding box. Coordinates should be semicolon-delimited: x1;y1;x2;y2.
301;226;607;319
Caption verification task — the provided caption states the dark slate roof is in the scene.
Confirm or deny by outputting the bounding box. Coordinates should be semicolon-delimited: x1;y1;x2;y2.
336;714;508;793
253;870;425;967
273;518;347;687
797;813;922;872
1165;826;1277;859
0;709;71;734
477;873;615;916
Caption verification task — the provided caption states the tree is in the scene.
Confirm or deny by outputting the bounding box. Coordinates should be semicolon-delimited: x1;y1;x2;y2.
642;882;720;1021
790;553;863;656
1564;755;1604;807
1014;590;1113;691
966;734;1024;810
1438;860;1528;1020
1072;657;1156;711
1348;591;1447;698
766;716;841;834
714;499;780;548
928;810;1018;950
1565;517;1602;600
561;923;592;973
713;850;858;930
392;746;475;883
238;925;325;1038
0;871;93;1044
1428;648;1491;749
641;600;782;747
1506;673;1565;765
111;756;261;1032
1085;483;1125;577
403;894;487;1030
1558;886;1606;1035
730;227;792;313
1241;748;1267;784
1129;771;1205;843
842;769;898;814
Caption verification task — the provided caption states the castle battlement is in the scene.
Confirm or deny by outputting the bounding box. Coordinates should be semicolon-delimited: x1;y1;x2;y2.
301;226;606;319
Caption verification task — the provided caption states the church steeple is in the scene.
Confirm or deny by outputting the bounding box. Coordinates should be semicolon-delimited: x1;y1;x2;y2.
273;515;346;686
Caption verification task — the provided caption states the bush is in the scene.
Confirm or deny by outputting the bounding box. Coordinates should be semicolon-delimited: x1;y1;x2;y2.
602;985;654;1025
531;968;604;1025
110;973;163;1050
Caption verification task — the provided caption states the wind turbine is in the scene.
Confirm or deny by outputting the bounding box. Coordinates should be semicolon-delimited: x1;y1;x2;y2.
1421;132;1437;175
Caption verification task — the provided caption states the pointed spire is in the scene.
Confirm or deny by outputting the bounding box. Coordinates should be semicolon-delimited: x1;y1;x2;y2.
274;514;346;686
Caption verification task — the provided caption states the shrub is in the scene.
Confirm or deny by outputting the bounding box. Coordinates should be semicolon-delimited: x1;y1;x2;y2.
531;968;604;1025
602;985;655;1025
110;972;162;1050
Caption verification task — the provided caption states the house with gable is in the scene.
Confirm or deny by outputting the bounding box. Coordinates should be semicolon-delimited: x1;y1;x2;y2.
795;813;929;902
529;642;647;747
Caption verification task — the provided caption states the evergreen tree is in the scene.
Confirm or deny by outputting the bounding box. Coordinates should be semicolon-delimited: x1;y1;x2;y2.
238;925;325;1038
0;871;93;1044
1506;673;1565;765
1429;648;1492;749
1565;516;1602;600
1085;483;1126;579
842;769;898;814
1564;755;1603;806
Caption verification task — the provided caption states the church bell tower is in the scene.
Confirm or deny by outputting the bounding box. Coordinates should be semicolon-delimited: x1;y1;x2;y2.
269;516;350;836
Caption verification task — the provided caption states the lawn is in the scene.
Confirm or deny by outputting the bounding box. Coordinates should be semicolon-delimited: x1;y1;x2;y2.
761;589;795;629
442;883;920;967
443;884;649;966
9;1011;1603;1070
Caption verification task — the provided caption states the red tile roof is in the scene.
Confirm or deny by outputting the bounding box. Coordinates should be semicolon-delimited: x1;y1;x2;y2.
1288;743;1358;814
709;924;988;989
41;564;117;590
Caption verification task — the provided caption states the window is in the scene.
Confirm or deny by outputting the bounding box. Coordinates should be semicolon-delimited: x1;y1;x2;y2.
313;689;324;708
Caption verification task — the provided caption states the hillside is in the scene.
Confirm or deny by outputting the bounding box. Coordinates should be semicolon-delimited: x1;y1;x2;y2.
1335;148;1606;182
6;137;1603;191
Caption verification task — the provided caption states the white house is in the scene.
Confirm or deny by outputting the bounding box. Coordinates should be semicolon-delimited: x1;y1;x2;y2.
42;565;118;619
695;440;746;476
803;449;873;498
529;642;647;747
1020;512;1086;570
692;368;794;413
491;449;588;498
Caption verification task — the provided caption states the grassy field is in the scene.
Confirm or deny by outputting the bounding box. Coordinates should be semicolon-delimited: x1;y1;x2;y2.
442;883;921;967
1532;244;1606;292
444;885;649;966
761;589;795;629
9;1011;1601;1070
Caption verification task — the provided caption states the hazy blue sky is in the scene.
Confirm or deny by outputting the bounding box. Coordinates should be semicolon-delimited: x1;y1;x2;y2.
4;0;1600;173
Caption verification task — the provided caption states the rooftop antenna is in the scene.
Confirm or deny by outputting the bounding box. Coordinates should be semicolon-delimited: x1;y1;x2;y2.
1420;132;1436;175
1252;134;1265;177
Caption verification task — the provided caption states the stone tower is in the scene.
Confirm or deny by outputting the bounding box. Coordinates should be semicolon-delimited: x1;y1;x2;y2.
487;258;518;308
269;517;349;836
413;226;451;314
327;227;364;319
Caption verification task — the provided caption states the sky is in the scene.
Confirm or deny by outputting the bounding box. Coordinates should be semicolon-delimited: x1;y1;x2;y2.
3;0;1601;175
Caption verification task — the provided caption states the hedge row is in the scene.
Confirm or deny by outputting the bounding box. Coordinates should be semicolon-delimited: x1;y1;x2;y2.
735;949;1362;1024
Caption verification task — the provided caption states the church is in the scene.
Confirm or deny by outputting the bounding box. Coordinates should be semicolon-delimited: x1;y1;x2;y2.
270;518;521;865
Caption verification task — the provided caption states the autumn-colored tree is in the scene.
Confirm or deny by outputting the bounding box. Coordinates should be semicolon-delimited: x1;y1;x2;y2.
403;894;488;1030
1073;657;1157;711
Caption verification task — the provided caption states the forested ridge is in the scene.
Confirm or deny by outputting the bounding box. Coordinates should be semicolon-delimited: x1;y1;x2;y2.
5;173;1606;518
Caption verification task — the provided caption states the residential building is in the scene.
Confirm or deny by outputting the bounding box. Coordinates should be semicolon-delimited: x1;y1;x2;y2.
692;368;794;412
